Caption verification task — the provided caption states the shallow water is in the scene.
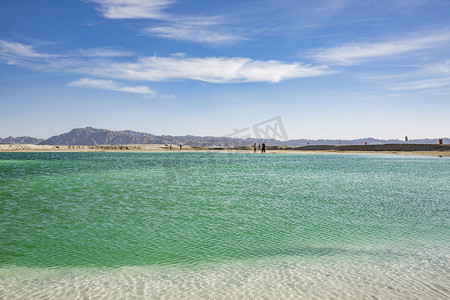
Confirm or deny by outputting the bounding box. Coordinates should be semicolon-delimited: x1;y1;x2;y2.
1;152;449;299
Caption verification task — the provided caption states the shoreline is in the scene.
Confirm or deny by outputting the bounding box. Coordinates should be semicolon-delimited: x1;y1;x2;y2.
1;144;449;156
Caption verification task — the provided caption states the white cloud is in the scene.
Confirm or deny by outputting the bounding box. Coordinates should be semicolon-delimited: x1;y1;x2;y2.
391;77;450;91
77;47;134;57
143;16;243;44
89;0;174;19
424;60;450;74
0;40;54;61
0;41;134;72
89;0;243;44
69;78;155;95
1;40;331;84
83;56;332;83
145;24;241;44
311;34;450;65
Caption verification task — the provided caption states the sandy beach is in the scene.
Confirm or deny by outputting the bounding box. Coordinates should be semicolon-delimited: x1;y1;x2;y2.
1;143;449;156
0;144;170;152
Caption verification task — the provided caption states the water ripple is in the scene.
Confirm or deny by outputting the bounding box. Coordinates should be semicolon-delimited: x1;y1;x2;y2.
1;152;449;298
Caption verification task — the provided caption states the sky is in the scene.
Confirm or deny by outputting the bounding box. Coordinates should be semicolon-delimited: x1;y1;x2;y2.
1;0;449;140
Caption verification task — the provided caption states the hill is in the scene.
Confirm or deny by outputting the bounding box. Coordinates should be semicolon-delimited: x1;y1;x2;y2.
39;127;239;147
0;136;43;144
1;127;447;146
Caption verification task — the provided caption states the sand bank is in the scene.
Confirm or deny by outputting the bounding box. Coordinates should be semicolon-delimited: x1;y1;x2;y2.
0;144;172;152
1;144;449;156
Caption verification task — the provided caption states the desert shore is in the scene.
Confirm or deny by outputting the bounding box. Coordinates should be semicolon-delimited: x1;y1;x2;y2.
1;144;449;156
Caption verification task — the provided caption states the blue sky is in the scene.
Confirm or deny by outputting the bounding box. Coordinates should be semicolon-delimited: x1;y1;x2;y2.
1;0;449;139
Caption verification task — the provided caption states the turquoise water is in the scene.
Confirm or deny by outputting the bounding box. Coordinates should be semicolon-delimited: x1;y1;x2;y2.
1;152;449;298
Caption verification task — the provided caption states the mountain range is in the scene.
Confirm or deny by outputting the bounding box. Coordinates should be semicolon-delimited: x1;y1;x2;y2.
0;136;44;145
1;127;447;146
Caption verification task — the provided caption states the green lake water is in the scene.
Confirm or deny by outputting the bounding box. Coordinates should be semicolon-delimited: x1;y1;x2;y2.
0;152;449;299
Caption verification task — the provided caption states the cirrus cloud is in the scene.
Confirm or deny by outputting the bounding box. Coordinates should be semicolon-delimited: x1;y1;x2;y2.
390;77;450;91
89;0;174;19
0;40;56;61
82;56;332;83
1;39;332;100
0;40;331;84
144;23;242;45
88;0;243;45
77;47;134;57
69;78;155;95
311;33;450;65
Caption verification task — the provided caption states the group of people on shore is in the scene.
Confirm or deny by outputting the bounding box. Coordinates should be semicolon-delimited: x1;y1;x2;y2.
253;143;266;153
169;144;183;150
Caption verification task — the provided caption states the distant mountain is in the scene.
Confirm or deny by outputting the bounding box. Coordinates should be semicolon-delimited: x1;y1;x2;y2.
40;127;156;146
2;127;447;146
39;127;240;146
39;127;448;146
0;136;43;144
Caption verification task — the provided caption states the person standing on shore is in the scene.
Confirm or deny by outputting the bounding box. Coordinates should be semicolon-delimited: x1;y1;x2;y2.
261;143;266;153
253;143;257;153
180;144;182;151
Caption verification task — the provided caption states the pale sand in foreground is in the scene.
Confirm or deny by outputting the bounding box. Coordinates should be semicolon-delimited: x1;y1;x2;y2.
1;144;449;156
